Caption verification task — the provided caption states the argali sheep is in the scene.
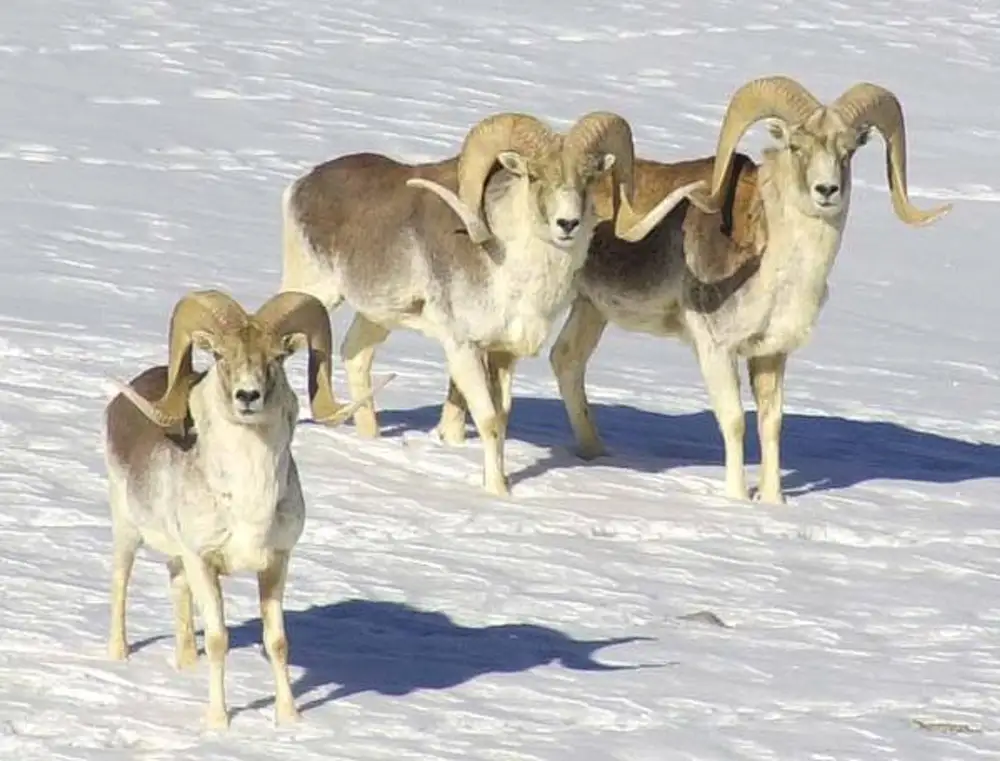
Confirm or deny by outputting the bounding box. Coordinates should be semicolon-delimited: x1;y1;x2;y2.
105;289;388;729
438;76;951;503
278;110;704;497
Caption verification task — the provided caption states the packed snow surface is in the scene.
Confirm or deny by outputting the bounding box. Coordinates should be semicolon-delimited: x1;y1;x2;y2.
1;0;998;759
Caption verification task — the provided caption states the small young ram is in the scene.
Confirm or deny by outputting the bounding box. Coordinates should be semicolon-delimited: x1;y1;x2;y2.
437;76;951;504
104;289;388;729
279;110;703;496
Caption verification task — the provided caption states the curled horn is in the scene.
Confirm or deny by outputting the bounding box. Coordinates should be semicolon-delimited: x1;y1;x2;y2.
563;111;638;239
255;291;346;424
833;82;952;226
694;76;824;211
114;290;249;428
456;112;557;241
407;112;556;245
255;290;396;425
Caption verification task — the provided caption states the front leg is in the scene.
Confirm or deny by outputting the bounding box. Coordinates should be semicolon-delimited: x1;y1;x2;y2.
487;350;518;443
549;296;609;460
167;557;198;670
444;342;508;496
258;550;300;725
748;353;788;504
181;554;230;729
696;345;749;501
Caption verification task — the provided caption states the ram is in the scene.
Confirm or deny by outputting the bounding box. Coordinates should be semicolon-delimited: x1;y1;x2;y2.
279;110;702;496
104;289;387;728
438;76;951;503
555;76;952;503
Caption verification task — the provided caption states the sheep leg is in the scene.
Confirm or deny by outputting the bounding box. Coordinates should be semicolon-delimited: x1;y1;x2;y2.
550;296;609;460
697;346;749;501
107;524;139;661
258;550;299;725
435;351;516;447
435;377;469;445
445;342;508;496
182;555;229;729
487;350;517;443
341;312;390;438
748;353;788;505
167;557;198;669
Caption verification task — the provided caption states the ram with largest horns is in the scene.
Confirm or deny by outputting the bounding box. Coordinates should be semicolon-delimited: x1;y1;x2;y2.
436;76;952;504
279;110;705;497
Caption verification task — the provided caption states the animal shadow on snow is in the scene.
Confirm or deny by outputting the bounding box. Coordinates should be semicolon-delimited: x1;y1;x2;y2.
373;398;1000;495
218;598;651;716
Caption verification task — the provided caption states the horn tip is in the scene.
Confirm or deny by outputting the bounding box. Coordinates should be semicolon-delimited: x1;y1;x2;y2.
906;201;953;227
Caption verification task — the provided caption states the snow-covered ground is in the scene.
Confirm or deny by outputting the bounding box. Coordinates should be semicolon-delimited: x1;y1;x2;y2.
2;0;999;758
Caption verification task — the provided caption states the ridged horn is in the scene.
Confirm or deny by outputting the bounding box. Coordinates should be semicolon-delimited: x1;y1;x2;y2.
695;76;824;211
116;290;249;428
254;290;360;425
833;82;952;226
456;112;557;241
563;111;638;239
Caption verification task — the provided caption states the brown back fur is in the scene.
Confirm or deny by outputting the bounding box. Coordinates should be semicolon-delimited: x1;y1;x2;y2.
290;153;495;296
105;366;200;475
583;152;764;297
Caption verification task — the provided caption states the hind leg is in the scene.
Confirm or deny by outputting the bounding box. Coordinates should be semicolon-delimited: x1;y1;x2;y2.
550;296;609;460
107;528;140;661
107;480;140;661
341;313;390;438
435;377;469;445
168;557;199;670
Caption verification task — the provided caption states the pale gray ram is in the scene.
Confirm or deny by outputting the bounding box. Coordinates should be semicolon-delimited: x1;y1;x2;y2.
279;110;703;496
105;289;387;729
437;76;951;504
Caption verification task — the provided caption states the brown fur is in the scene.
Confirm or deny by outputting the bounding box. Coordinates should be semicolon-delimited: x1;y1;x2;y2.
581;152;764;304
291;153;493;294
106;366;200;475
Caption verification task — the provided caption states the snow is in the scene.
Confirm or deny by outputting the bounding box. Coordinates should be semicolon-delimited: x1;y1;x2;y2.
1;0;998;757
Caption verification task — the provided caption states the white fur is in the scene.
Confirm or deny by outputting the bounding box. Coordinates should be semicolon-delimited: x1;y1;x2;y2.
688;154;848;358
106;365;303;730
553;134;858;507
282;165;596;498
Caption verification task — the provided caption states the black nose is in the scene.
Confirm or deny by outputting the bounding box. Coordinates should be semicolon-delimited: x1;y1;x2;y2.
234;389;261;405
814;183;839;199
556;217;580;234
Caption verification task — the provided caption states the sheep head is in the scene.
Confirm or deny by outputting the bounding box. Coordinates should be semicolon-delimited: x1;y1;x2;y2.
691;75;952;226
408;110;640;246
112;290;391;429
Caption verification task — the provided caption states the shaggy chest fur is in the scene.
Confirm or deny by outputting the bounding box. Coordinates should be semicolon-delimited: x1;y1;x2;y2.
124;389;302;573
725;207;844;357
475;235;588;355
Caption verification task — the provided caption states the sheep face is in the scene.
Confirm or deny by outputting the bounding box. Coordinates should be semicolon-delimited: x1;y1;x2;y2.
197;324;292;424
496;149;616;249
767;111;871;220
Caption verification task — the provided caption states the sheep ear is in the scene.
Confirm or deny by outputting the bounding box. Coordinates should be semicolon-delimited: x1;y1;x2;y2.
190;330;219;359
280;333;307;357
497;151;530;177
596;152;616;174
766;119;790;146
